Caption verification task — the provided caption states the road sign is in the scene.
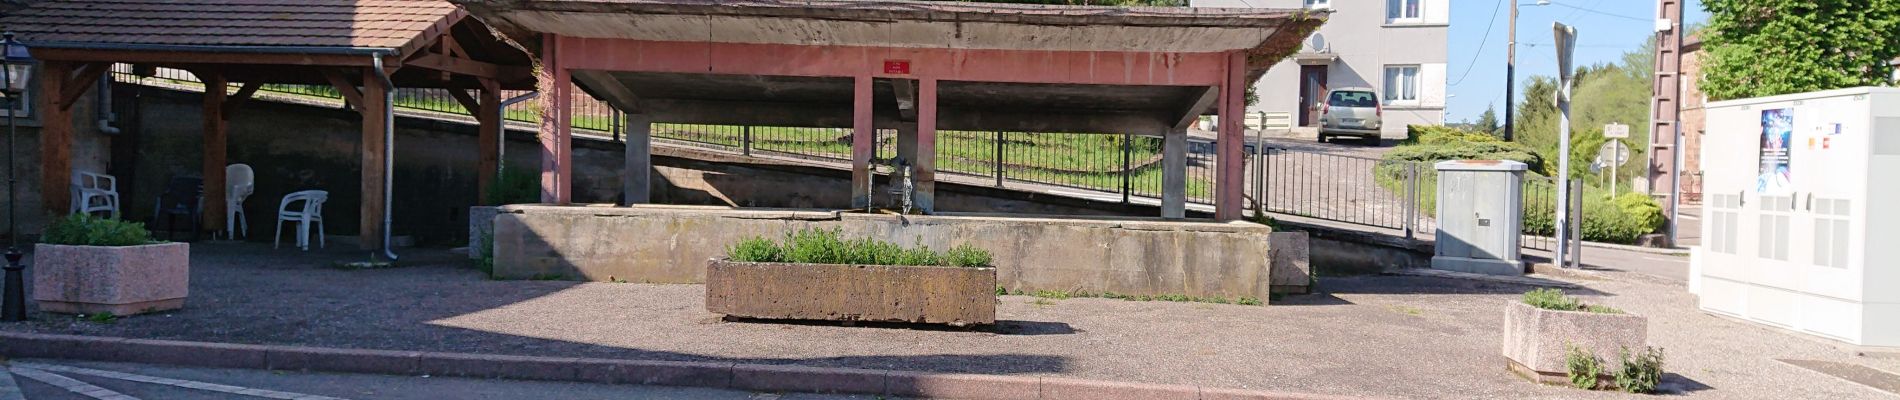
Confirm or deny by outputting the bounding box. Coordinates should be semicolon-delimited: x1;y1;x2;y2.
1553;22;1577;103
1603;123;1629;139
1598;140;1630;165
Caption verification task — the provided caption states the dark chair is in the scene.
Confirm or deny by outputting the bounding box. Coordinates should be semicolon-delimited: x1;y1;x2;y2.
152;177;204;242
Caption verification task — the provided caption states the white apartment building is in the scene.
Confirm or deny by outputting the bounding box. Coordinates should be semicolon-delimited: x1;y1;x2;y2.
1192;0;1450;137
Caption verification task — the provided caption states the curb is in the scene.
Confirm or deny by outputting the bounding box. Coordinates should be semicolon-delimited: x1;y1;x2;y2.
1577;240;1689;256
0;332;1366;400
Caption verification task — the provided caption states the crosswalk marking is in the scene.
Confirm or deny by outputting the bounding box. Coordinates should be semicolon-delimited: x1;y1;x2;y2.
10;362;352;400
9;366;137;400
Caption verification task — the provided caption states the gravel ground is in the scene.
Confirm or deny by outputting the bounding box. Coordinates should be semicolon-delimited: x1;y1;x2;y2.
5;242;1895;399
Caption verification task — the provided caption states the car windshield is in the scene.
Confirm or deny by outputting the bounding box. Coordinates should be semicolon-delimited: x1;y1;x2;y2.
1328;91;1378;108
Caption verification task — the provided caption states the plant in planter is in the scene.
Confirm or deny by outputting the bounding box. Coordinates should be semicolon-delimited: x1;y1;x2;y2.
706;228;996;326
1504;289;1660;392
34;214;189;316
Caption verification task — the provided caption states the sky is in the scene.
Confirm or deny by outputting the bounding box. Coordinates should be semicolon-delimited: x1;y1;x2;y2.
1444;0;1710;122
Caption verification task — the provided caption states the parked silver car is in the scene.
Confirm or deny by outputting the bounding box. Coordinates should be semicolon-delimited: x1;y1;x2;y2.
1318;87;1383;144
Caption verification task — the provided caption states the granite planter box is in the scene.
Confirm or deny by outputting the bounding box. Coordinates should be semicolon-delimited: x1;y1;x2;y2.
1502;301;1647;384
33;242;190;316
705;259;996;326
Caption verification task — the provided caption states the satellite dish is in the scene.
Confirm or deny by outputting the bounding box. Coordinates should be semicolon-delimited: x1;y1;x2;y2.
1305;33;1328;53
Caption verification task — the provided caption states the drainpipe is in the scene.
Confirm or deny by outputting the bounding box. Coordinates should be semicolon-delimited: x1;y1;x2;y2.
95;77;119;134
496;92;539;176
372;54;397;262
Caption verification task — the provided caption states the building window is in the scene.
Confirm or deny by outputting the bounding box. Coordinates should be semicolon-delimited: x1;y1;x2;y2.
1384;65;1419;104
1304;0;1329;9
1387;0;1422;22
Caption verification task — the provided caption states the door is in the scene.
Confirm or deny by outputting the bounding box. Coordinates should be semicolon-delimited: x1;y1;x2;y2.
1297;65;1328;126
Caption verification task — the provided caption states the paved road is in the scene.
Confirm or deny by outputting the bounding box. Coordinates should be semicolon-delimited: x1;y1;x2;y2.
4;359;890;400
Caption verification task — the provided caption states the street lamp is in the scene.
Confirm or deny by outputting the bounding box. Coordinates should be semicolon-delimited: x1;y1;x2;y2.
2;32;33;322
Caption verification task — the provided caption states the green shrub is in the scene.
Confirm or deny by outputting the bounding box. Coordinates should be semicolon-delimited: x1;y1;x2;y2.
1524;289;1623;314
1581;199;1653;244
726;228;991;267
1402;125;1504;146
485;167;540;205
41;214;153;246
1612;192;1666;234
1567;345;1604;389
728;237;785;263
1523;288;1581;311
1613;346;1665;394
945;244;993;267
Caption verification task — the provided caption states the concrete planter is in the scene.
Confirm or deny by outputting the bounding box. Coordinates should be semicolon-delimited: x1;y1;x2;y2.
33;242;190;316
1501;301;1647;384
705;259;996;326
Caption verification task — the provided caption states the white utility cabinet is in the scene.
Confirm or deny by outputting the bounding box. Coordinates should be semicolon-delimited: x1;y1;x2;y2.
1432;160;1526;276
1695;87;1900;347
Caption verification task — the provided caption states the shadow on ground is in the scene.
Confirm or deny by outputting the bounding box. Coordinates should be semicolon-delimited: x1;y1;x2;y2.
8;242;1070;376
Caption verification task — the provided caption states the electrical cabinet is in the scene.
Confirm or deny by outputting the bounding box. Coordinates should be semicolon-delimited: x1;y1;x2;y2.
1694;87;1900;347
1432;160;1526;276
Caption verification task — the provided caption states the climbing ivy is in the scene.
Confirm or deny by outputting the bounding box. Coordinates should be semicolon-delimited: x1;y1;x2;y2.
1700;0;1900;100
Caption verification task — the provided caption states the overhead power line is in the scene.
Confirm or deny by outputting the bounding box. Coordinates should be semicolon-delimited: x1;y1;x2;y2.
1545;0;1649;22
1448;0;1508;87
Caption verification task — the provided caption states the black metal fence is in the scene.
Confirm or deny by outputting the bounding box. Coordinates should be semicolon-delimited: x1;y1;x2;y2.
111;65;1219;205
1254;144;1579;251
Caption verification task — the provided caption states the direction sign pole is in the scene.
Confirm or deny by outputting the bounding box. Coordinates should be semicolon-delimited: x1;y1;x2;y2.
1553;22;1578;269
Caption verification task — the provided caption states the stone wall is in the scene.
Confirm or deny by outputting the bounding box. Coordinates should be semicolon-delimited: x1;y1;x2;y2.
492;204;1282;300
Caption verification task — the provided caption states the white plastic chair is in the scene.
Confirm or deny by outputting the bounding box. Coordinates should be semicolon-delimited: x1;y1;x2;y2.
70;171;120;218
226;164;255;239
275;190;328;251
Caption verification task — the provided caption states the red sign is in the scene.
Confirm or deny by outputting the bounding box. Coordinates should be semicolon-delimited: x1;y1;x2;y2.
883;60;911;75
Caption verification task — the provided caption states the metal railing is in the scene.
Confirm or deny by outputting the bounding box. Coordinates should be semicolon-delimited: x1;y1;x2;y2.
108;65;1212;207
655;125;1217;204
1252;144;1581;251
1256;145;1429;236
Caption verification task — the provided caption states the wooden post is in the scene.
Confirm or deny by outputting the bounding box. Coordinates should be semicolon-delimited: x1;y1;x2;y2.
538;34;573;204
1215;52;1246;221
39;61;72;215
914;78;937;213
476;79;501;205
359;67;388;249
201;74;228;232
850;75;873;209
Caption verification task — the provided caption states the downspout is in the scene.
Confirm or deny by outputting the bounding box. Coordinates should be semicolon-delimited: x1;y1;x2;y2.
95;77;119;134
496;92;540;177
372;54;397;262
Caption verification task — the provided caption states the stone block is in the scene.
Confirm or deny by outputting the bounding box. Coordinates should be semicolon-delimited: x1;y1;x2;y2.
706;259;996;326
729;364;888;394
33;242;189;316
468;206;497;260
884;371;1041;400
1038;377;1198;400
494;205;1278;299
571;359;734;387
1501;301;1648;381
1269;231;1311;294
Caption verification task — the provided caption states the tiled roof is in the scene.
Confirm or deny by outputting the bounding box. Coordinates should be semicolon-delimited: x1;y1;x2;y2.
1;0;463;51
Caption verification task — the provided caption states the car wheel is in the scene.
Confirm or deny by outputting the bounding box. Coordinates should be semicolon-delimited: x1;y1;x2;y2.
1317;135;1329;143
1361;136;1380;146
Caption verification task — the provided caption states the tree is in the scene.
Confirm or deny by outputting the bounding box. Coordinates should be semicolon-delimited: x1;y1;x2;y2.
1701;0;1900;101
1510;39;1655;184
1473;105;1502;138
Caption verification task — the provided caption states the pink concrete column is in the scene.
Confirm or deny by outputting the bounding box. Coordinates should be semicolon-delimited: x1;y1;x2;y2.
914;78;937;213
1215;51;1246;221
851;75;874;208
538;34;574;204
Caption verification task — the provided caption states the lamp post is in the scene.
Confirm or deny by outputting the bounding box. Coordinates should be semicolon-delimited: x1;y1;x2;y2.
2;32;33;322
